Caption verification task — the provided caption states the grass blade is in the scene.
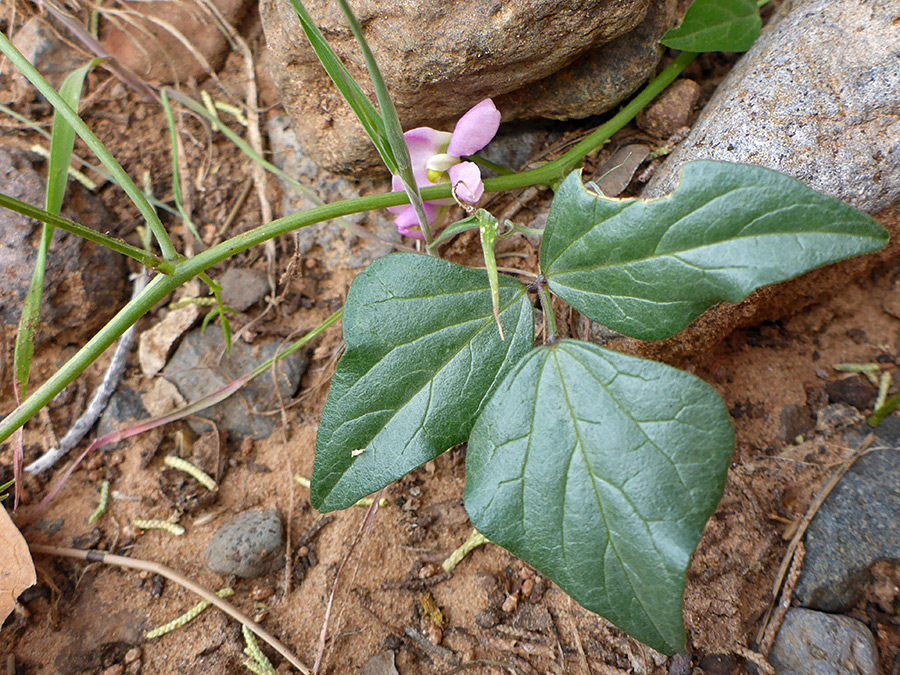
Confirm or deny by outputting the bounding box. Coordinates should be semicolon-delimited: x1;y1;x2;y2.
14;61;97;396
0;31;179;261
285;0;396;173
160;90;203;243
335;0;432;244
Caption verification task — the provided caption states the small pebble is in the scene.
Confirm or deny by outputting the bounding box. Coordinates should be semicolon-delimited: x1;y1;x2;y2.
251;585;275;601
769;608;877;675
501;593;519;613
521;578;535;598
475;608;500;628
426;623;442;646
418;563;440;579
124;647;142;664
204;510;285;578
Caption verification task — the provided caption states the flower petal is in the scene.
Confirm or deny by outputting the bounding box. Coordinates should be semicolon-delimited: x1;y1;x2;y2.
394;202;440;240
404;128;452;172
388;167;438;214
448;161;484;204
447;99;501;157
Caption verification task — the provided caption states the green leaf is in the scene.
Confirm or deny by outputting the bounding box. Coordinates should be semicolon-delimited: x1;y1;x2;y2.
464;339;734;654
541;163;889;341
311;253;533;512
661;0;761;52
15;61;96;395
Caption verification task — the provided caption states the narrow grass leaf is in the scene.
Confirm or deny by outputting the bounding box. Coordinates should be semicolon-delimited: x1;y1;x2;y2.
14;61;97;396
160;90;202;242
285;0;395;173
661;0;761;52
0;32;178;260
335;0;430;240
541;163;889;341
465;340;735;654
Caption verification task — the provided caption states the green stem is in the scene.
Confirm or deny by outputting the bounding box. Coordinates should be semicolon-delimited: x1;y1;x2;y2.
0;193;175;273
0;51;697;444
0;32;179;261
537;282;557;345
468;154;515;176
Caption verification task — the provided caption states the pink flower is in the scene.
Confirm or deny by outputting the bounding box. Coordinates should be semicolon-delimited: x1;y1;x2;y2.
389;99;501;239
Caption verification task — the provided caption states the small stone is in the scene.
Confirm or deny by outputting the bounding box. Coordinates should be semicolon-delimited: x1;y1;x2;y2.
521;578;535;599
361;651;399;675
475;608;500;629
426;623;442;646
768;608;877;675
697;653;737;675
501;593;519;613
667;654;691;675
204;510;285;578
124;647;142;664
162;325;308;440
138;304;200;376
636;79;701;139
825;376;877;412
219;268;270;312
815;403;864;435
250;585;275;601
795;448;900;611
9;17;84;96
778;403;815;443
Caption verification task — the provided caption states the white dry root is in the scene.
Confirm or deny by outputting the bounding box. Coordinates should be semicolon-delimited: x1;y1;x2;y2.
26;272;147;474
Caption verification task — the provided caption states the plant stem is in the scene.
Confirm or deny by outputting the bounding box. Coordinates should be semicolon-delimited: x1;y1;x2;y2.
0;193;174;273
0;51;697;444
536;282;557;344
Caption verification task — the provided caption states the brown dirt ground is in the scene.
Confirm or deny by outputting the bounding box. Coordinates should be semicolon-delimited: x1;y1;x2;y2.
3;2;900;674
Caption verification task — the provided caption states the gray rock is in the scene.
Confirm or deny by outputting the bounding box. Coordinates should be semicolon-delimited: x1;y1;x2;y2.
266;115;399;268
161;324;308;440
204;510;284;578
495;1;676;122
9;17;84;95
768;608;877;675
645;0;900;215
795;447;900;611
0;146;126;347
96;386;149;439
261;0;673;173
219;268;269;312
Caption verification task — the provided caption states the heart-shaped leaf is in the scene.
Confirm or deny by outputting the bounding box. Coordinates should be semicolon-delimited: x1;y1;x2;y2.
661;0;761;53
312;253;533;512
464;340;734;654
541;163;888;341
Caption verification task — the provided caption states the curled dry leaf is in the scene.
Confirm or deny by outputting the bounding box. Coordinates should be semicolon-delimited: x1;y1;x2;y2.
0;505;36;623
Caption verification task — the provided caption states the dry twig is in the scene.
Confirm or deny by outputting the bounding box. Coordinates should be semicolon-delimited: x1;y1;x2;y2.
28;543;310;673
